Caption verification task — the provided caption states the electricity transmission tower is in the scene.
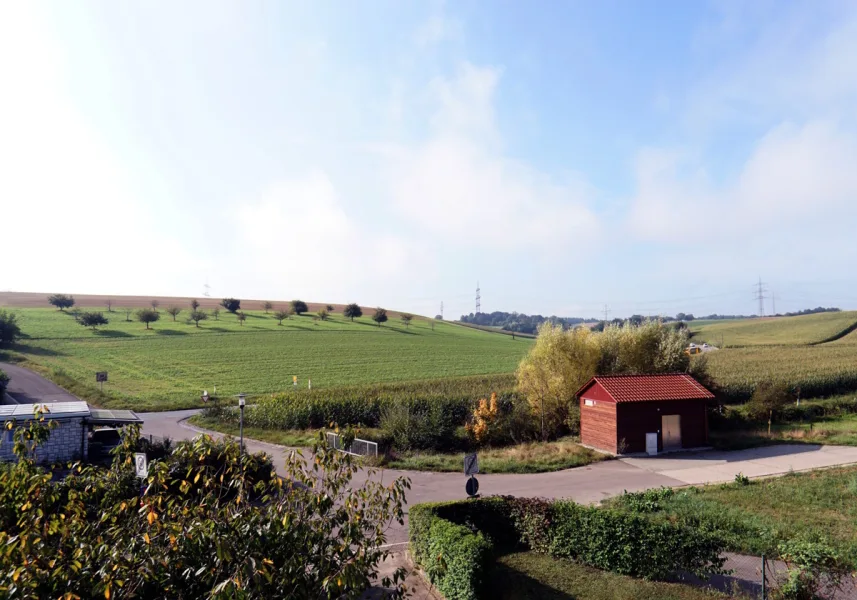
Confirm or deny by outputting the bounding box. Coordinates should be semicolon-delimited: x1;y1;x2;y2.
753;277;768;316
475;282;481;314
602;304;610;321
203;281;211;298
440;301;444;319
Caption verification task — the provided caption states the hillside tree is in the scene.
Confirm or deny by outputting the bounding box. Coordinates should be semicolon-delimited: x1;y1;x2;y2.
166;306;182;321
136;308;160;330
78;312;109;330
326;305;335;312
400;313;413;328
190;299;200;310
263;301;273;313
0;310;22;346
105;298;113;312
124;307;133;322
221;298;241;313
274;309;290;325
212;306;220;320
47;294;75;311
150;299;160;311
317;308;329;321
372;308;388;328
291;300;308;315
748;382;793;429
189;309;208;328
344;303;362;322
237;311;247;326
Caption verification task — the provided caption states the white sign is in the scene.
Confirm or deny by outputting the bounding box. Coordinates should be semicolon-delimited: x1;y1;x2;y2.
464;453;479;475
646;433;658;456
134;453;148;478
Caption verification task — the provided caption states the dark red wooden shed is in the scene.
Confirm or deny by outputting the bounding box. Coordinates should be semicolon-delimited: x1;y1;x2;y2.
576;374;715;455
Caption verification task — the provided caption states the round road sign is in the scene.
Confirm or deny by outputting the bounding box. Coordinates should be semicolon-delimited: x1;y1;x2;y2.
466;475;479;497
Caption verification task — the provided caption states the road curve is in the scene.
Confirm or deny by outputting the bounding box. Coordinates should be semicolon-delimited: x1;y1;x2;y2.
0;362;80;404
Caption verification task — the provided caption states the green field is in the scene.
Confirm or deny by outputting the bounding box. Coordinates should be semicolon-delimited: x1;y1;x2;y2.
4;308;533;411
690;311;857;347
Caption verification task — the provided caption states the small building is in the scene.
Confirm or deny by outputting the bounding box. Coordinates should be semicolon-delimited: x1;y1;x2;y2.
577;374;715;455
0;402;142;464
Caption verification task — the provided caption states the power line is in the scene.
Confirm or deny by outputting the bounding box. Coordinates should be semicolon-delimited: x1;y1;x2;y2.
753;277;768;316
475;282;481;314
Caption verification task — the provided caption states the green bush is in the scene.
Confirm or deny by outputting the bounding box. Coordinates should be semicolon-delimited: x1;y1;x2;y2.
776;539;849;600
0;310;21;346
0;369;8;397
409;503;494;600
548;501;726;580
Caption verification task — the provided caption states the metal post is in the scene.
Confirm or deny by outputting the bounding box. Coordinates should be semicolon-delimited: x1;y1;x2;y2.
238;393;246;454
762;554;767;600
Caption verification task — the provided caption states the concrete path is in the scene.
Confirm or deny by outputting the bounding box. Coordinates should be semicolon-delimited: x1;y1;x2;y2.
0;362;80;404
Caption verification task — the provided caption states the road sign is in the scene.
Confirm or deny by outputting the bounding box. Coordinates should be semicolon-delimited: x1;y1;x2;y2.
466;475;479;497
134;453;148;478
96;372;108;383
464;453;479;476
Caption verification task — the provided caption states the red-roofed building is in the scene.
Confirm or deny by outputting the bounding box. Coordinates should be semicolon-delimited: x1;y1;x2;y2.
576;374;715;455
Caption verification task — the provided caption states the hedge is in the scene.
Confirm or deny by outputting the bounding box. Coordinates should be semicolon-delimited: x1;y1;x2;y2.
409;497;726;599
709;395;857;431
409;503;494;600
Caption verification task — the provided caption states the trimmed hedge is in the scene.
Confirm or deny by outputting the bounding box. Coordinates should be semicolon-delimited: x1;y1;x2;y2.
409;503;493;600
409;497;726;599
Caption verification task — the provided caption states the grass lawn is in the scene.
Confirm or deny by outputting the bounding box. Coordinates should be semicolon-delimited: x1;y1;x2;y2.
689;311;857;347
711;411;857;450
189;416;608;474
606;465;857;566
486;552;737;600
4;308;532;411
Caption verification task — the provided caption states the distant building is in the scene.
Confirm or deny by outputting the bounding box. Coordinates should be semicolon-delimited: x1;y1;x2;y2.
577;374;715;455
0;402;142;464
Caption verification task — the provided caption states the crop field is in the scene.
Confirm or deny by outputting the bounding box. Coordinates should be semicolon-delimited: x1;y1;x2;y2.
689;311;857;347
3;308;533;411
705;344;857;400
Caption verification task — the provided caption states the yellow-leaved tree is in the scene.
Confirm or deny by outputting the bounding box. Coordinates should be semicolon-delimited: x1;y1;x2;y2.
516;322;600;440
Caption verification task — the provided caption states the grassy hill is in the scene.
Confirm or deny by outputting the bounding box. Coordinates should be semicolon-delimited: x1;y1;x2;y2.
2;307;532;411
689;311;857;347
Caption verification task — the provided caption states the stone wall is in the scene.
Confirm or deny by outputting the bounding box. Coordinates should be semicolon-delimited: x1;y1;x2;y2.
0;418;86;464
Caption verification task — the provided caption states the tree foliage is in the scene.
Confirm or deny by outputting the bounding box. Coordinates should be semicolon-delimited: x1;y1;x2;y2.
274;309;290;325
136;308;160;329
105;298;113;312
77;311;109;330
326;305;335;312
0;310;21;346
263;301;273;313
344;303;362;322
220;298;241;313
190;299;200;310
237;311;247;326
166;306;181;321
189;309;208;327
212;307;220;320
47;294;75;311
291;300;308;315
747;381;793;423
150;299;160;310
317;309;329;321
372;308;388;327
0;412;411;599
401;313;413;328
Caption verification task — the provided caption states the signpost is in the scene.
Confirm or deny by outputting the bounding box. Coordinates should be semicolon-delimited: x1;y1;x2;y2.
464;453;479;498
134;452;148;478
96;371;108;392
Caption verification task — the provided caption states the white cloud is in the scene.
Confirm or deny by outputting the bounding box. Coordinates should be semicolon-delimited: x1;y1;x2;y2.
414;14;462;47
387;63;602;254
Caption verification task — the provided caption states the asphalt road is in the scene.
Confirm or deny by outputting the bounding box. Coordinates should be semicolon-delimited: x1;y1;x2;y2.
0;362;80;404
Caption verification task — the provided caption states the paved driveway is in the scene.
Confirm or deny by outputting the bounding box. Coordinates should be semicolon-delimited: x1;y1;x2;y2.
0;362;80;404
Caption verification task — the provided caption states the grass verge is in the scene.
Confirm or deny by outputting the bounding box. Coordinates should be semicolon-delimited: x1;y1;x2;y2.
486;552;738;600
606;465;857;567
191;417;608;473
711;412;857;450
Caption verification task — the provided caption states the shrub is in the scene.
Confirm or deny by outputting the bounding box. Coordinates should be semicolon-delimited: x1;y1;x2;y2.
47;293;75;310
0;310;21;345
316;308;329;321
136;308;160;329
747;381;794;423
466;393;500;444
379;399;465;452
220;298;240;313
237;311;247;325
409;503;493;600
166;306;181;321
0;369;8;397
189;309;208;327
273;309;290;325
776;539;849;600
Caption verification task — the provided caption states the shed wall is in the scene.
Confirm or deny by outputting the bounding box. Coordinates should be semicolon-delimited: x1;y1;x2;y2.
579;386;617;453
616;400;708;454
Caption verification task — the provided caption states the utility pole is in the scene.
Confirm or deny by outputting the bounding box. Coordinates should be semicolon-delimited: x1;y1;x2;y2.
475;282;481;314
602;304;610;322
753;277;768;317
440;301;444;320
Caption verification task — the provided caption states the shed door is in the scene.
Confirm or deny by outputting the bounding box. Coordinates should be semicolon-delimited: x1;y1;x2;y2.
662;415;681;450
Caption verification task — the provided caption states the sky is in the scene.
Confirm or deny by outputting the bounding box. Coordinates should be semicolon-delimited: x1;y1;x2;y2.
2;1;857;319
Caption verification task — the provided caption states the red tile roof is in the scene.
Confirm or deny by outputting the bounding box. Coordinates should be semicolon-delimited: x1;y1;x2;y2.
576;374;715;403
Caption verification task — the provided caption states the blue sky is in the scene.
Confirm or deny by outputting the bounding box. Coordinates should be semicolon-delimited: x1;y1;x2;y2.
3;1;857;319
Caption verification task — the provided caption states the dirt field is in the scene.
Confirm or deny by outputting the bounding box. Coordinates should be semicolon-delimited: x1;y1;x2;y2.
0;292;407;318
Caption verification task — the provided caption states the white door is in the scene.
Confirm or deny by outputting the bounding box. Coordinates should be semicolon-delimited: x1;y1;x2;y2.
662;415;681;450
